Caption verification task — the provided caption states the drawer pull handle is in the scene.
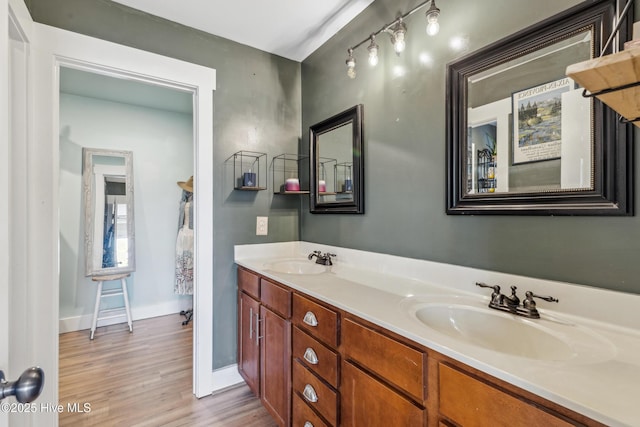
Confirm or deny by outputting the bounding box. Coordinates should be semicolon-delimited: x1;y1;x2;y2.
303;347;319;365
304;422;314;427
303;311;318;327
302;384;318;403
255;312;263;345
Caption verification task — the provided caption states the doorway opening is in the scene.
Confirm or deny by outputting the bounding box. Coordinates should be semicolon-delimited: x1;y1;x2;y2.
57;65;197;400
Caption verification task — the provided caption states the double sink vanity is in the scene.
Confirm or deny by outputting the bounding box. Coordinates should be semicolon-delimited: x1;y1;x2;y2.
235;241;640;426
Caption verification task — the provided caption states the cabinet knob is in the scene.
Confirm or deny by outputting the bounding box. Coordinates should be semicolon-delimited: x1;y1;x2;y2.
303;347;319;365
303;311;318;327
302;384;318;403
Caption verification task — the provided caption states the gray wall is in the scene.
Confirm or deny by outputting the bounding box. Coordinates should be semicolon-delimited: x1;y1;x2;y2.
28;0;640;374
300;0;640;296
27;0;302;369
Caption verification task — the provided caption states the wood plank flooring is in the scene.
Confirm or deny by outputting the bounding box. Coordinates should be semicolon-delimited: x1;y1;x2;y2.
59;314;277;426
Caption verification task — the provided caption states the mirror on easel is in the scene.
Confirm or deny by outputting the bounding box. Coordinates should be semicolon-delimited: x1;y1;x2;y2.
82;148;136;276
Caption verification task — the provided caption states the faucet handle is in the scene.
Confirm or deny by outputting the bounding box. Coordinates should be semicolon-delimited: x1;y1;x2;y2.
522;291;558;319
525;291;558;303
325;253;336;258
308;250;322;260
476;282;500;293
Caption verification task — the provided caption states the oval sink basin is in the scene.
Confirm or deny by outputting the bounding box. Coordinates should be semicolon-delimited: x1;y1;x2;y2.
412;303;601;362
265;260;326;275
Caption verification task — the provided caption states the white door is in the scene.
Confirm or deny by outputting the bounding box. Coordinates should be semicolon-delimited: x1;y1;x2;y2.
2;0;47;425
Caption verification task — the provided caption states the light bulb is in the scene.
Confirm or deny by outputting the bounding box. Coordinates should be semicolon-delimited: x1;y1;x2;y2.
394;35;405;53
392;20;407;54
426;21;439;36
345;49;356;79
425;0;440;36
368;49;378;66
367;38;379;66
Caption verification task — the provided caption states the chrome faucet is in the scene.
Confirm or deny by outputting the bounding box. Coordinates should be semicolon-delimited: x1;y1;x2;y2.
476;282;558;319
308;251;336;266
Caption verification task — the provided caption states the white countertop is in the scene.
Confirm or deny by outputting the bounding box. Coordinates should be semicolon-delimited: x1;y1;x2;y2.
235;241;640;427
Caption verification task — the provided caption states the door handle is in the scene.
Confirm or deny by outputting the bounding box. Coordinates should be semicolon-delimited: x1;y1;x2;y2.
249;307;254;339
0;367;45;403
255;312;263;345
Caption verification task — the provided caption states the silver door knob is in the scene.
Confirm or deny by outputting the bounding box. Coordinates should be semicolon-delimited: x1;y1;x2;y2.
0;367;45;403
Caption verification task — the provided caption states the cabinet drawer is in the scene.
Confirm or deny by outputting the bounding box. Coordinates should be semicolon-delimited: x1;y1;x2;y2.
293;326;339;388
293;293;339;348
292;360;338;426
292;393;330;427
237;267;260;299
341;318;426;403
439;363;574;427
341;360;425;427
260;278;291;319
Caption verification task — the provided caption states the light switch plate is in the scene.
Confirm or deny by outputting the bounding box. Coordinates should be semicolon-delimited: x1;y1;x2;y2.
256;216;268;235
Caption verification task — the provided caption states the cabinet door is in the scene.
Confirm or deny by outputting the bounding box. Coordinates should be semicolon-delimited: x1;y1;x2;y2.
261;305;291;427
341;361;426;427
238;291;260;396
439;363;574;427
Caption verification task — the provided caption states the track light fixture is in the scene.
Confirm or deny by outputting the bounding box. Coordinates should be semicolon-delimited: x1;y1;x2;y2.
367;35;379;66
344;0;442;78
346;48;356;79
390;19;407;53
425;0;441;36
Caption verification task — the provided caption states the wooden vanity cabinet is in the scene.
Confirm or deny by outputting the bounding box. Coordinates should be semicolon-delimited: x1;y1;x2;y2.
438;363;575;427
237;268;291;427
237;267;605;427
341;360;426;426
340;316;428;426
291;293;340;426
237;268;260;395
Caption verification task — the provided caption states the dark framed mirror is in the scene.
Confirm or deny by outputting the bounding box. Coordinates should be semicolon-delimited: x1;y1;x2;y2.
446;0;633;215
310;104;364;214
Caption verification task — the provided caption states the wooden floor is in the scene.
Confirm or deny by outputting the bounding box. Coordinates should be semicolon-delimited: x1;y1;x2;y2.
59;314;277;427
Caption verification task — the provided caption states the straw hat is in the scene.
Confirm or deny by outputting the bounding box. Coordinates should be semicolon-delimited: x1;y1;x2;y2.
177;176;194;193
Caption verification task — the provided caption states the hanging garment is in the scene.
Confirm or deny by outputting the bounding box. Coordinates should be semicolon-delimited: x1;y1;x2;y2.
175;194;194;295
102;203;116;268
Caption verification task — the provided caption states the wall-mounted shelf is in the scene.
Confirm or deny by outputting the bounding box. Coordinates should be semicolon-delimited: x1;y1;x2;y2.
229;151;267;191
334;162;353;194
566;46;640;127
273;154;309;195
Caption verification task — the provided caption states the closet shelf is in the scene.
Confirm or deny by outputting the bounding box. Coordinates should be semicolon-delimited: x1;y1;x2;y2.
565;46;640;127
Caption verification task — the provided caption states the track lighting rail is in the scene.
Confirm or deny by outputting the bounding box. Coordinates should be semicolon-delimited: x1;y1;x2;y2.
345;0;441;78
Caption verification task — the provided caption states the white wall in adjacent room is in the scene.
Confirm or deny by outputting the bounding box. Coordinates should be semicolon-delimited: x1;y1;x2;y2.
59;92;193;331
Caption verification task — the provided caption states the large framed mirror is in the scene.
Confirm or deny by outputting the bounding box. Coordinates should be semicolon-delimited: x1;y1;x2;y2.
310;104;364;214
83;148;136;276
446;0;633;215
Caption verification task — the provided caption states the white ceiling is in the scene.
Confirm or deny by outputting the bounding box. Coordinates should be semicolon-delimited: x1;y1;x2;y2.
111;0;375;62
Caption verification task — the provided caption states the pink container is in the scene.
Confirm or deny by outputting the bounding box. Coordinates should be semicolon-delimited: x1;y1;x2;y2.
285;178;300;191
318;180;327;192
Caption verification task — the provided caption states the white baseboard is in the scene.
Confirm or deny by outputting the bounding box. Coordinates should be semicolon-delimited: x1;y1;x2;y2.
59;300;187;333
211;364;244;393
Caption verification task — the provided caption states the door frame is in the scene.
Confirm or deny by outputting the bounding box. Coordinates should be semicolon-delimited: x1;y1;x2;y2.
31;24;217;406
3;0;36;425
